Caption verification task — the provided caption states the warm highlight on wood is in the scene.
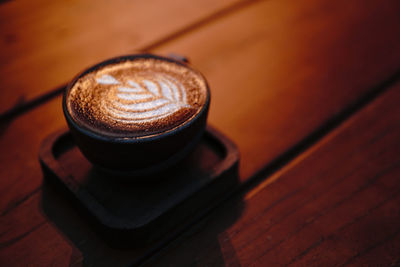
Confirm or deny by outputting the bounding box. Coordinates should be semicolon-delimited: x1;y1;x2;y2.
146;83;400;267
0;0;247;115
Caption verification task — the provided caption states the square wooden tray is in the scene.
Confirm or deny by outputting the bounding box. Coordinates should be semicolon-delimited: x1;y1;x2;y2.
39;126;239;247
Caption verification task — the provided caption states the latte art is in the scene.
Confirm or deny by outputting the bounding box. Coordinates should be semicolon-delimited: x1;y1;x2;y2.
97;73;191;123
66;57;209;138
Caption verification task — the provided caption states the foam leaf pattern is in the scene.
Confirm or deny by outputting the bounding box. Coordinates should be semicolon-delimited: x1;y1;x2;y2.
96;74;191;123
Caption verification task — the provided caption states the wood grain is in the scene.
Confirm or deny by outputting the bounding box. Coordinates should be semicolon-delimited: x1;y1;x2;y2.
154;0;400;180
144;74;400;267
1;0;400;265
0;0;248;115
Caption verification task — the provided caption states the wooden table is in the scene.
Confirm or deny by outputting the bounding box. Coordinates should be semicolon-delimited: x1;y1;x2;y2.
1;0;399;266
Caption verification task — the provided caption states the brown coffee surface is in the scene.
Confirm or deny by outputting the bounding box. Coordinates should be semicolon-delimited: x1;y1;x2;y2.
66;57;208;138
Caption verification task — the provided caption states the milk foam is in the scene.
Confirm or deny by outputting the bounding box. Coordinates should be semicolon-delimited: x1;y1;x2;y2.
97;74;191;123
66;57;208;138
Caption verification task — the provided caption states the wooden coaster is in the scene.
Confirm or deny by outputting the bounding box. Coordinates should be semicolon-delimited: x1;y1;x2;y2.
39;126;239;247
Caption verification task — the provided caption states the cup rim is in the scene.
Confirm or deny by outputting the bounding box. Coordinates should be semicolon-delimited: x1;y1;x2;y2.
62;53;210;144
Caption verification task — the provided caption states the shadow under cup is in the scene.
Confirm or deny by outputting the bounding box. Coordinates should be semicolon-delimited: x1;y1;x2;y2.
62;54;210;176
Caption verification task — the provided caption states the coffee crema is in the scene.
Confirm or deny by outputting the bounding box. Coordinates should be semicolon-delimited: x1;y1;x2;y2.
66;57;209;138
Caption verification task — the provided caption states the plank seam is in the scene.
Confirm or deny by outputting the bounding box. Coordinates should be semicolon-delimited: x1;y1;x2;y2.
0;0;264;122
239;68;400;199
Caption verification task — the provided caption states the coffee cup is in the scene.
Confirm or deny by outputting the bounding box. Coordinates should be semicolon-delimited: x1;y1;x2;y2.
63;54;210;175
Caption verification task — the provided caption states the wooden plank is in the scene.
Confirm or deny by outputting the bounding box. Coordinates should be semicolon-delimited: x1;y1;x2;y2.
0;0;248;115
0;184;158;267
344;231;400;266
153;0;400;180
1;0;400;265
0;97;64;214
144;75;400;267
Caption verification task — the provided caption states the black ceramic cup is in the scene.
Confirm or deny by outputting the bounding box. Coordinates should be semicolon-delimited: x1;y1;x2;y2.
63;54;210;175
